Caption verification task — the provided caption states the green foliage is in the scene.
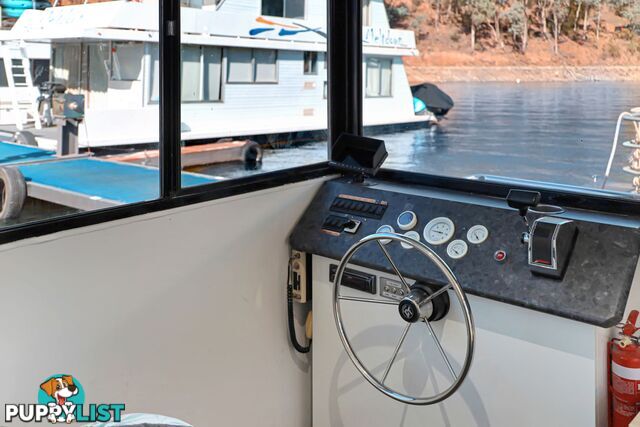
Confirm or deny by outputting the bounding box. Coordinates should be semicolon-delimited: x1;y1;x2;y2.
504;1;526;38
386;5;411;27
383;0;640;56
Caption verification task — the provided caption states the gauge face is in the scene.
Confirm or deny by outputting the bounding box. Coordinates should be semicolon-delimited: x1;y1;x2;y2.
467;225;489;244
401;231;420;249
397;210;417;231
447;239;468;259
423;217;455;245
376;225;395;245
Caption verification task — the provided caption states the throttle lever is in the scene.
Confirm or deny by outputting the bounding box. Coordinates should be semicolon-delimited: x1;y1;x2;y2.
506;189;541;241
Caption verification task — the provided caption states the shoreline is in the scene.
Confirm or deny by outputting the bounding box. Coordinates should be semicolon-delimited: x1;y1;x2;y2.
406;65;640;84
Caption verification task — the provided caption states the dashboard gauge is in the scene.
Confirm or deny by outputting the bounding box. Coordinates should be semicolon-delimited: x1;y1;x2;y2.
396;210;417;231
447;239;468;259
467;225;489;244
376;225;395;245
401;231;420;249
423;217;455;245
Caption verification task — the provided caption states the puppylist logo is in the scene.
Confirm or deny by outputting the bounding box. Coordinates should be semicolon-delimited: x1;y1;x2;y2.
5;374;125;423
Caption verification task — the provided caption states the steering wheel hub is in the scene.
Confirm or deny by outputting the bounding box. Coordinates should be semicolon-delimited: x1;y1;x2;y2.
333;232;475;406
399;287;432;323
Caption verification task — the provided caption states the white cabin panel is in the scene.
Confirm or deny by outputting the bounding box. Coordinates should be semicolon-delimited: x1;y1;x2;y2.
0;177;328;427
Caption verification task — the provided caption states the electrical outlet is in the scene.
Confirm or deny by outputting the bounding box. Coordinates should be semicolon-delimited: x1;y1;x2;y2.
291;250;308;303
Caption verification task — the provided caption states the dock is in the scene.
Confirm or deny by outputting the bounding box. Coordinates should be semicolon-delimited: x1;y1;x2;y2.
0;141;217;217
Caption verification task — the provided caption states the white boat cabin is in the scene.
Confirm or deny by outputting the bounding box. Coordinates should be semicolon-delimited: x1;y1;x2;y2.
1;0;432;148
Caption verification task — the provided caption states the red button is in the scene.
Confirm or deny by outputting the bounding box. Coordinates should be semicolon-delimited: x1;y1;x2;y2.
494;250;507;262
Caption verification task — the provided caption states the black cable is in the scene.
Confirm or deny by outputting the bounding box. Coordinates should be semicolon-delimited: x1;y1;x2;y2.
287;259;311;353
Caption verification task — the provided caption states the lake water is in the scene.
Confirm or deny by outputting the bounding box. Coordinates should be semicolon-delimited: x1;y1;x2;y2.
198;81;640;195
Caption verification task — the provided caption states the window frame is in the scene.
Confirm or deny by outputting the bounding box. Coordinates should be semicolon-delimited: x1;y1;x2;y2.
110;41;144;82
365;56;392;98
0;0;638;246
261;0;306;20
303;51;318;75
180;44;224;103
226;48;278;85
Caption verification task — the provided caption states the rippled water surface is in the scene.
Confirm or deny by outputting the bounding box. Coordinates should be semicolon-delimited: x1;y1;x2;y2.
200;81;640;194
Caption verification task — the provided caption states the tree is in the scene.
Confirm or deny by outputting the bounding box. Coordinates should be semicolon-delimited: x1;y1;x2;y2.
536;0;553;38
505;1;529;53
461;0;497;51
551;0;570;53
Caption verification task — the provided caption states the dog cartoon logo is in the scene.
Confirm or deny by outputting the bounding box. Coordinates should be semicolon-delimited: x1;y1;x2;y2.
39;375;79;424
4;374;125;424
40;375;80;424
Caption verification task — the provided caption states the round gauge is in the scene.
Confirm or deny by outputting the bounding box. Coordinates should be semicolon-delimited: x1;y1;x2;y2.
447;239;468;259
423;217;455;245
401;231;420;249
467;225;489;245
376;224;395;245
396;210;417;231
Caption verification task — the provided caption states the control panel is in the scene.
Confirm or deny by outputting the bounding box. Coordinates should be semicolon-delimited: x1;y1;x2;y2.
290;179;640;327
330;194;387;219
380;277;406;301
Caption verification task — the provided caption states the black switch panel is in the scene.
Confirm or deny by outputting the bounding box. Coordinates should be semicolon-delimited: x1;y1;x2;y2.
322;215;355;233
329;264;376;295
330;195;387;219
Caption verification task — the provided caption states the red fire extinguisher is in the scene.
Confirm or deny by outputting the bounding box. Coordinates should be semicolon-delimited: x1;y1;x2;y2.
610;310;640;427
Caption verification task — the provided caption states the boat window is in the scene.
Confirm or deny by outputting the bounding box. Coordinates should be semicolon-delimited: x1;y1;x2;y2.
360;1;640;200
179;17;326;186
88;43;110;94
261;0;305;19
181;46;202;101
111;42;143;82
147;44;160;103
227;48;254;83
227;48;278;84
365;57;392;98
304;52;318;75
30;59;50;87
0;60;7;87
254;49;278;83
52;44;82;91
203;47;223;100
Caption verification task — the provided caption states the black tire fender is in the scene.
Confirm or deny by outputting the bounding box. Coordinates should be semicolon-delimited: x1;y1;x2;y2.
0;166;27;220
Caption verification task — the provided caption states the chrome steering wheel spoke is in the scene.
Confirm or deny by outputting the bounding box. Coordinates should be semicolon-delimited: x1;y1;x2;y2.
333;232;475;406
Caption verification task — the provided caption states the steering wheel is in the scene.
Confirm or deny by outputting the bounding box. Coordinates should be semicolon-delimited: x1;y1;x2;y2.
333;232;475;405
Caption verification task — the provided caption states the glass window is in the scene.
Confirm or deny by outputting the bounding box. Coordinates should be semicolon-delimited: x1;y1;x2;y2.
261;0;305;19
87;43;109;94
363;0;640;199
227;48;278;84
52;43;82;90
203;47;223;100
254;49;277;83
181;46;202;101
365;57;392;98
0;60;7;87
303;51;317;75
148;44;160;103
180;45;223;102
0;5;160;229
285;0;304;19
111;42;143;81
30;59;50;87
180;16;326;186
227;48;253;83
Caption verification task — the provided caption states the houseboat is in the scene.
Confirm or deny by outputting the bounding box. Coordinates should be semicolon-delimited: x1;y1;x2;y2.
0;0;435;149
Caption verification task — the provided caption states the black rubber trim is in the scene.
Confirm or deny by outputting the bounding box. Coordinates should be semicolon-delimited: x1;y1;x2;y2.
375;169;640;217
0;162;333;245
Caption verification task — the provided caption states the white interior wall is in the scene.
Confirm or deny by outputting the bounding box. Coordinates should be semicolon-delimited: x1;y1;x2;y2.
0;177;327;426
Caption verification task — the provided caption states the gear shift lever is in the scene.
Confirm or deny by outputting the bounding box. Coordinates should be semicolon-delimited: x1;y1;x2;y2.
506;189;541;243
